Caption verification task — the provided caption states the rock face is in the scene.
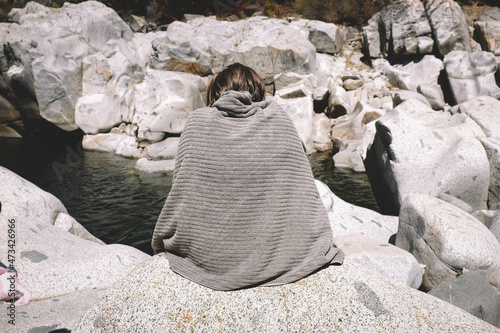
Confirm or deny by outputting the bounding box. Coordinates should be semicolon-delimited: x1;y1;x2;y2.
474;20;500;56
363;99;489;215
397;194;500;292
363;0;471;60
428;271;500;328
363;0;433;59
75;39;145;134
444;50;500;104
74;254;499;333
3;1;134;131
373;55;444;109
423;0;471;56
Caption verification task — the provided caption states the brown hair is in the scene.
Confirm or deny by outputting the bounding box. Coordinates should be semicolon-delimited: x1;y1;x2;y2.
206;63;266;106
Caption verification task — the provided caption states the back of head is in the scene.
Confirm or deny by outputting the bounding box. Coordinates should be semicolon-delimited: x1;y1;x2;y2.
206;63;266;106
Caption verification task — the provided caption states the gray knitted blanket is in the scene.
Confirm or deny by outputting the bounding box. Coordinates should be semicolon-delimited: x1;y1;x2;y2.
152;90;343;290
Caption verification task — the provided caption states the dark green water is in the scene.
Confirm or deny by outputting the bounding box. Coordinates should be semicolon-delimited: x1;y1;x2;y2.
0;137;378;255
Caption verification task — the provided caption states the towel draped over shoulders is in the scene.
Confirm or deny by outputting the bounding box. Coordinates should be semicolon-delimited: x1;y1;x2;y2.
152;90;343;290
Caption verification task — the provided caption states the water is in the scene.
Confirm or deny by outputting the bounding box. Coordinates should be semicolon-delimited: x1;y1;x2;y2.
0;137;378;255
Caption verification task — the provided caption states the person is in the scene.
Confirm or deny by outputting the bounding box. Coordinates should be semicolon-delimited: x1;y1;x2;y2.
152;63;344;291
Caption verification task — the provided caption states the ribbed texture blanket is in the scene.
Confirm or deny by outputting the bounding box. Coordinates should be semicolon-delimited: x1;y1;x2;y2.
152;90;343;290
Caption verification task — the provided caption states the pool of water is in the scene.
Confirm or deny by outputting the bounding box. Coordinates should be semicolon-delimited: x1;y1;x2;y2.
0;137;378;255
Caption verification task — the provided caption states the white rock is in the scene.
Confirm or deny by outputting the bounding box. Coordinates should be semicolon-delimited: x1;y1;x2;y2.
362;13;382;59
374;0;433;57
150;20;213;75
273;95;315;154
135;158;176;175
75;39;144;134
480;137;500;210
12;1;134;131
390;90;431;108
373;55;443;93
488;210;500;243
0;216;150;301
333;234;423;289
417;83;445;110
0;167;151;301
363;99;489;215
143;137;180;160
332;140;365;172
315;53;345;92
397;194;500;291
444;50;500;104
0;166;66;223
331;101;384;142
311;113;332;152
454;96;500;138
274;73;315;98
424;0;471;56
53;212;105;245
7;288;106;333
327;84;352;118
153;16;316;80
133;69;206;139
291;19;343;54
474;21;500;56
211;17;315;79
82;132;142;158
125;14;148;33
315;180;398;243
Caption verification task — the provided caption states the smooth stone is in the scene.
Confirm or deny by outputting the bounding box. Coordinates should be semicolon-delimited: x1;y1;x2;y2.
372;55;443;92
133;69;206;137
333;234;423;289
481;137;500;210
315;180;398;243
428;271;500;328
291;19;344;54
273;94;315;154
454;96;500;138
53;212;105;245
444;50;500;104
0;216;150;300
135;158;176;175
397;194;500;292
363;99;489;215
311;113;332;152
474;21;500;56
143;137;180;160
332;140;365;172
0;124;22;138
75;39;144;134
390;90;432;108
0;166;67;224
82;132;143;158
485;210;500;243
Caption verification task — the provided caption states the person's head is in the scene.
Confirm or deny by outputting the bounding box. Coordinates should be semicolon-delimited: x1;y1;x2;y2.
206;63;266;106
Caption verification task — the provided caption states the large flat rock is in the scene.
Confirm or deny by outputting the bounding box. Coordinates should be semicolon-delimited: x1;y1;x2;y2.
74;254;499;332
